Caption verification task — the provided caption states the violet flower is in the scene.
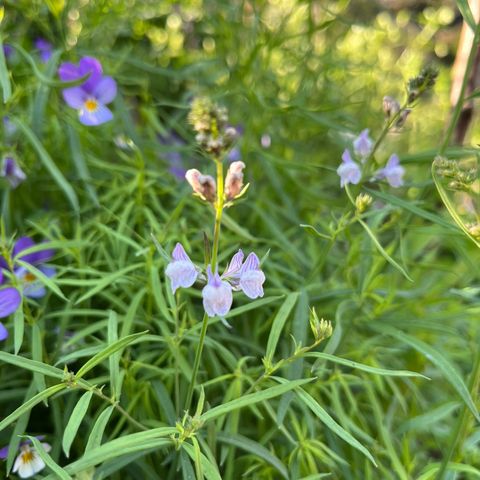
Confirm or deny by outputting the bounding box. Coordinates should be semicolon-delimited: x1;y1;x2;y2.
337;149;361;187
165;243;199;293
376;154;405;188
1;157;26;188
3;44;13;60
0;270;21;340
58;56;117;126
158;132;186;180
202;267;233;317
222;250;265;299
34;38;53;63
353;129;373;160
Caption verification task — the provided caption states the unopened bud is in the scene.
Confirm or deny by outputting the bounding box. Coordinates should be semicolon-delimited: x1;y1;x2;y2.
185;169;217;203
467;223;480;239
225;161;245;200
355;193;373;213
309;308;333;343
383;96;400;118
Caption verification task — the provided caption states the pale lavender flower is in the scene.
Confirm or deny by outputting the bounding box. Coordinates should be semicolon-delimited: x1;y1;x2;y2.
261;134;271;149
202;266;233;317
3;116;17;138
238;253;265;299
58;56;117;126
165;243;199;294
376;154;405;188
225;161;245;200
337;149;361;187
34;38;53;63
1;157;26;188
353;129;373;160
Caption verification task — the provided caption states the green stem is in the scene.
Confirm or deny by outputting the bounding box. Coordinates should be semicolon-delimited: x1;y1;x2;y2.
184;312;209;412
435;348;480;479
439;23;480;155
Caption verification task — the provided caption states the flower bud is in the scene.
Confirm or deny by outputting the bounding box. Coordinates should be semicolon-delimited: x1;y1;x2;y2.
309;308;333;343
225;161;246;200
185;169;216;203
355;193;373;213
467;223;480;239
395;109;411;128
383;96;400;118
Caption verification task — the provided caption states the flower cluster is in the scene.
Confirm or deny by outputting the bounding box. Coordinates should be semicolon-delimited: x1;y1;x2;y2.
166;243;265;317
434;156;477;192
337;129;405;188
0;437;51;478
58;56;117;126
34;38;52;63
0;237;55;340
188;97;237;156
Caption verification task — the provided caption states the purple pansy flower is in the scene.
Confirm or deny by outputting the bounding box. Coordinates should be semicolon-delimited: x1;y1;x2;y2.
376;154;405;188
34;38;53;63
202;266;233;317
353;129;373;160
337;149;361;187
0;237;56;324
58;56;117;126
1;157;26;188
165;243;199;294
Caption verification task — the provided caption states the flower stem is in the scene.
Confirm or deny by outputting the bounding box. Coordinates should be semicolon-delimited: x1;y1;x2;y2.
184;311;209;412
184;159;225;413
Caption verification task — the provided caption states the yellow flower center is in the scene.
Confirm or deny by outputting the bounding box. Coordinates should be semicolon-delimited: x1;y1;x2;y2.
24;272;36;283
84;98;98;112
21;450;34;463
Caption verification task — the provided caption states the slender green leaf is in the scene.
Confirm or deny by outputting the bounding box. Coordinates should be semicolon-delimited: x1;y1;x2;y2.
0;384;66;432
0;34;11;103
31;324;47;395
85;405;114;453
183;442;222;480
108;311;121;399
265;292;299;363
26;435;72;480
456;0;477;31
200;378;313;423
63;390;94;457
76;331;147;379
13;306;24;355
0;351;64;379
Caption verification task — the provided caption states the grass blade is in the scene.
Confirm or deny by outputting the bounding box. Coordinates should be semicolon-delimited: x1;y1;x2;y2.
63;390;94;457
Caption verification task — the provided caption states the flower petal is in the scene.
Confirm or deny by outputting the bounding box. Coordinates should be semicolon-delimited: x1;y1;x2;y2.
165;261;198;294
79;56;103;93
222;249;244;279
58;62;80;82
202;279;232;317
79;104;113;126
13;237;35;260
62;86;86;109
171;243;191;262
0;322;8;341
239;270;265;299
92;76;117;104
0;287;21;318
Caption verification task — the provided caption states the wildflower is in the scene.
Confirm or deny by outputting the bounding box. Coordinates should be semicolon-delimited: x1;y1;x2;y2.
353;129;373;160
3;116;17;138
376;154;405;188
261;134;271;148
185;169;216;203
58;56;117;126
225;161;245;200
34;38;52;63
1;157;26;188
158;132;186;180
395;109;411;129
337;149;361;187
165;243;199;294
0;271;21;340
222;250;265;299
0;237;56;299
355;193;373;213
0;438;51;479
202;266;233;317
383;96;400;118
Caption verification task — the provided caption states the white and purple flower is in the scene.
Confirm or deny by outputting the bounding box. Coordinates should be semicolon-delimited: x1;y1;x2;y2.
1;157;26;188
165;245;265;318
353;129;373;160
337;149;361;188
58;56;117;126
165;243;199;294
0;437;51;478
376;154;405;188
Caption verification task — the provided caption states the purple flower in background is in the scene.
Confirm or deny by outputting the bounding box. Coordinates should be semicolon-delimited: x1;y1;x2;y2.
0;271;21;339
376;154;405;188
158;133;186;180
202;266;233;317
261;134;271;149
3;44;13;60
223;250;265;299
227;146;241;163
3;116;17;138
337;149;361;187
1;157;26;188
353;129;373;160
58;56;117;126
165;243;199;293
34;38;53;63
